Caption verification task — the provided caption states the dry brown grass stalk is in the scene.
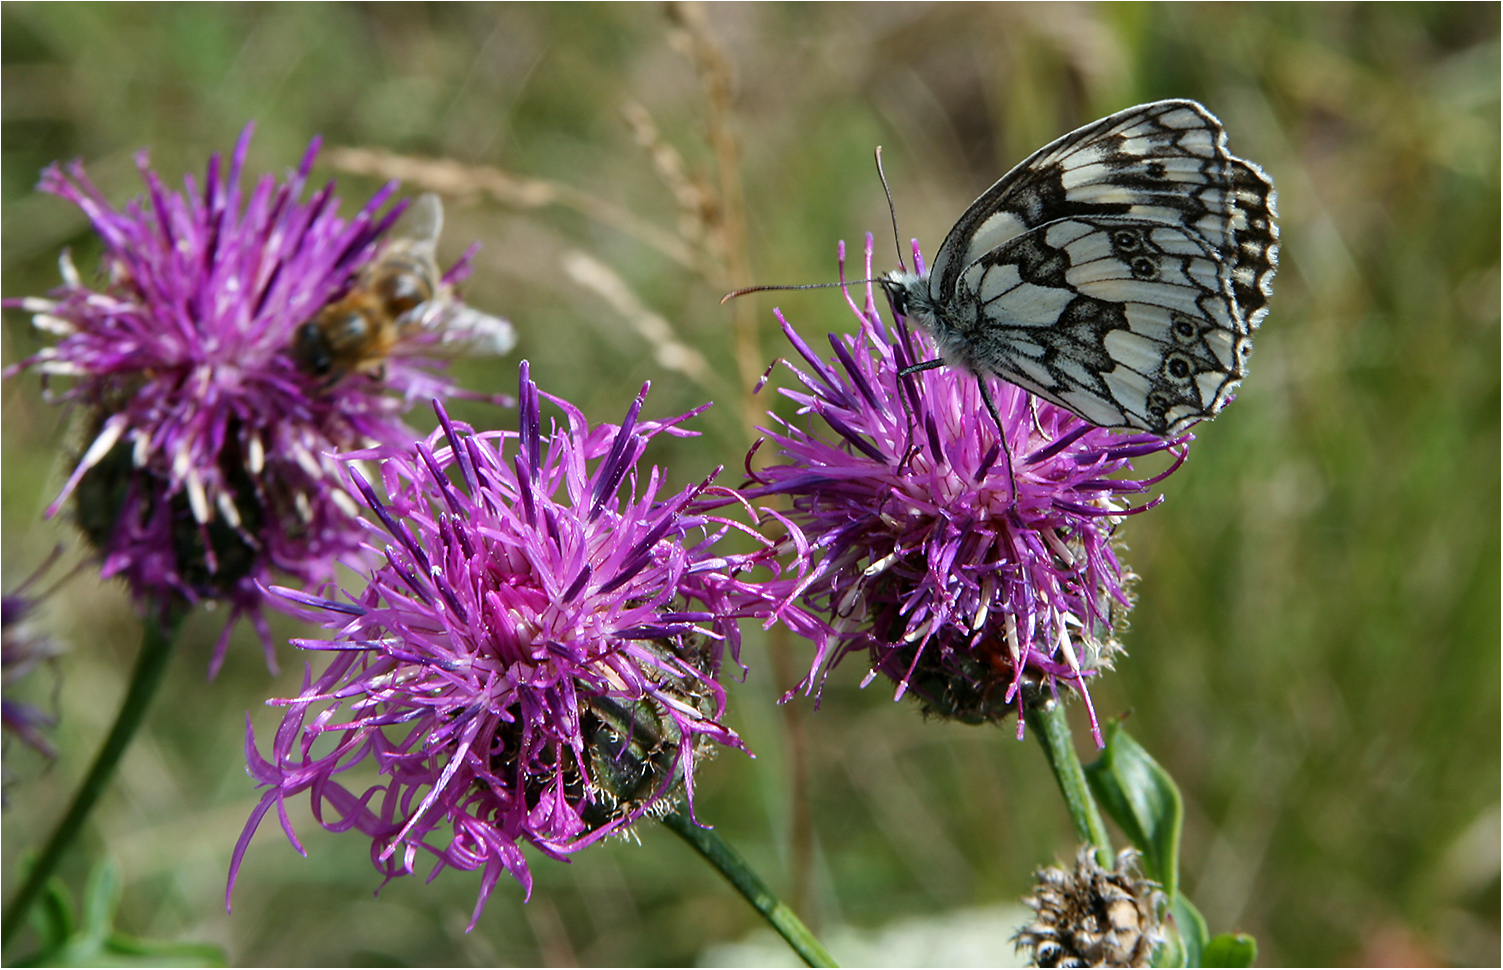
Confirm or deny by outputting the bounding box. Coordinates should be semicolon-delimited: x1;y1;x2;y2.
323;145;712;277
560;249;718;395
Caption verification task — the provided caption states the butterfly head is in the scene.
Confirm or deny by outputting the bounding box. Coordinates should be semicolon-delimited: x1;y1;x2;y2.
879;269;927;322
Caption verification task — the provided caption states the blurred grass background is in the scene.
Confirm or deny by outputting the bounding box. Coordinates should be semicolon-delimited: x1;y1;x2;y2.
2;3;1497;966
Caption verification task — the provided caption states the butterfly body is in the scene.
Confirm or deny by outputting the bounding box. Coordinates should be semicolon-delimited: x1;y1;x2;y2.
883;99;1278;436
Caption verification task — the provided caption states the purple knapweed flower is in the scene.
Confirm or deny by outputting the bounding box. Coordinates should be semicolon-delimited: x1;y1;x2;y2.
749;237;1189;745
4;126;496;673
231;363;819;927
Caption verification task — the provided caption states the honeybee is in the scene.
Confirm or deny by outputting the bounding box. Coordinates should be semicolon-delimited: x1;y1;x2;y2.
293;193;515;380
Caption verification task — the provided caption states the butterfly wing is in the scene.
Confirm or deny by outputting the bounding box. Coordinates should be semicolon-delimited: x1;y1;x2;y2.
1222;157;1279;332
927;100;1275;311
920;99;1277;433
953;216;1257;434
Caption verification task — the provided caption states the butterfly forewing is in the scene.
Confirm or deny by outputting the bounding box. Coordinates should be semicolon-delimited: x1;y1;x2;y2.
899;99;1278;436
927;101;1236;300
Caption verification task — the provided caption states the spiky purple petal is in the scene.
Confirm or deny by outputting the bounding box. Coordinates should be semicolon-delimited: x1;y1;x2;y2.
232;366;824;925
750;237;1192;744
4;126;492;669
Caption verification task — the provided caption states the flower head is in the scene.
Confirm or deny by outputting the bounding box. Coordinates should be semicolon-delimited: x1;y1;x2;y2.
1013;846;1166;968
4;126;494;672
232;363;817;926
750;237;1189;744
2;548;70;768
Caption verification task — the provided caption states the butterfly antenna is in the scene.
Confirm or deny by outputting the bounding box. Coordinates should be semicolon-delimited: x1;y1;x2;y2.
976;377;1018;505
875;146;906;272
721;280;876;303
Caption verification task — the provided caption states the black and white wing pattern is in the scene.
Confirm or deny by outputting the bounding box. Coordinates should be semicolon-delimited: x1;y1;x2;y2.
883;100;1278;436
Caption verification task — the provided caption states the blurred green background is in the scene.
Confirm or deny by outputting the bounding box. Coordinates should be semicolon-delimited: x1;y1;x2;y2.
3;3;1497;966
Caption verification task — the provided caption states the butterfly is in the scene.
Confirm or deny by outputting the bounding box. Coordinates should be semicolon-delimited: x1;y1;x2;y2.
881;99;1278;437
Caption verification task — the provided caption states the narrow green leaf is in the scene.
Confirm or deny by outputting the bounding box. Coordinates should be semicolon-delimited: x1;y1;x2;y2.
80;861;122;940
1083;720;1184;899
29;879;75;954
2;609;184;954
102;935;229;966
1202;932;1258;967
662;809;837;967
12;860;225;967
1170;892;1209;968
1152;918;1186;968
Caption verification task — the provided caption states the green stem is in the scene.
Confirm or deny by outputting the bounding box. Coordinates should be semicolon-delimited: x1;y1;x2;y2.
662;808;837;968
2;606;184;952
1026;699;1113;866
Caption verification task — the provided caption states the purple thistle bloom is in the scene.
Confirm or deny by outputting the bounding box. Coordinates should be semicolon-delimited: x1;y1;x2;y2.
2;548;70;767
231;363;819;927
4;126;490;673
749;237;1190;745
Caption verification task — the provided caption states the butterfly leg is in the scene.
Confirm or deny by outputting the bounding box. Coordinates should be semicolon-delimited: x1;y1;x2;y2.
974;376;1017;506
896;358;947;379
892;377;922;472
897;358;1018;505
894;358;943;471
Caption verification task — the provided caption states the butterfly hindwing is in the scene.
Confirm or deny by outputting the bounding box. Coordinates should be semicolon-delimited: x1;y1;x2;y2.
952;216;1246;434
1225;159;1279;331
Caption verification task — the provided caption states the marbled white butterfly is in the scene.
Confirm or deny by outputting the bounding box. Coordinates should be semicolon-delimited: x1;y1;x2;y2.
882;99;1279;437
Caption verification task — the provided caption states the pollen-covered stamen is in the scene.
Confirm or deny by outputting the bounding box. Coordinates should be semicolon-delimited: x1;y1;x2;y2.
46;415;128;518
215;491;243;529
245;435;265;474
1055;624;1101;743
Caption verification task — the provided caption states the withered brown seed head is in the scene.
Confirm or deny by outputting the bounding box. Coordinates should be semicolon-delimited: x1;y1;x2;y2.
1013;846;1166;968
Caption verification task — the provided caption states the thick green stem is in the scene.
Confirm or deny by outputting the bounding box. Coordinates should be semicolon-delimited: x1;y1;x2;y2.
1026;699;1113;866
2;607;183;952
662;808;837;968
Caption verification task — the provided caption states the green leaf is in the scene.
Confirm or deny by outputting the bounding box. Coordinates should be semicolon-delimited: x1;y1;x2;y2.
1083;719;1184;899
1170;892;1209;967
80;860;122;941
28;878;75;955
98;936;229;966
12;860;226;968
1202;932;1258;967
1150;891;1210;968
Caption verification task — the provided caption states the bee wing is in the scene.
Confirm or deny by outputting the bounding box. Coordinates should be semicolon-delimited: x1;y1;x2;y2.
387;194;517;359
433;304;517;356
389;192;444;257
400;300;517;358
